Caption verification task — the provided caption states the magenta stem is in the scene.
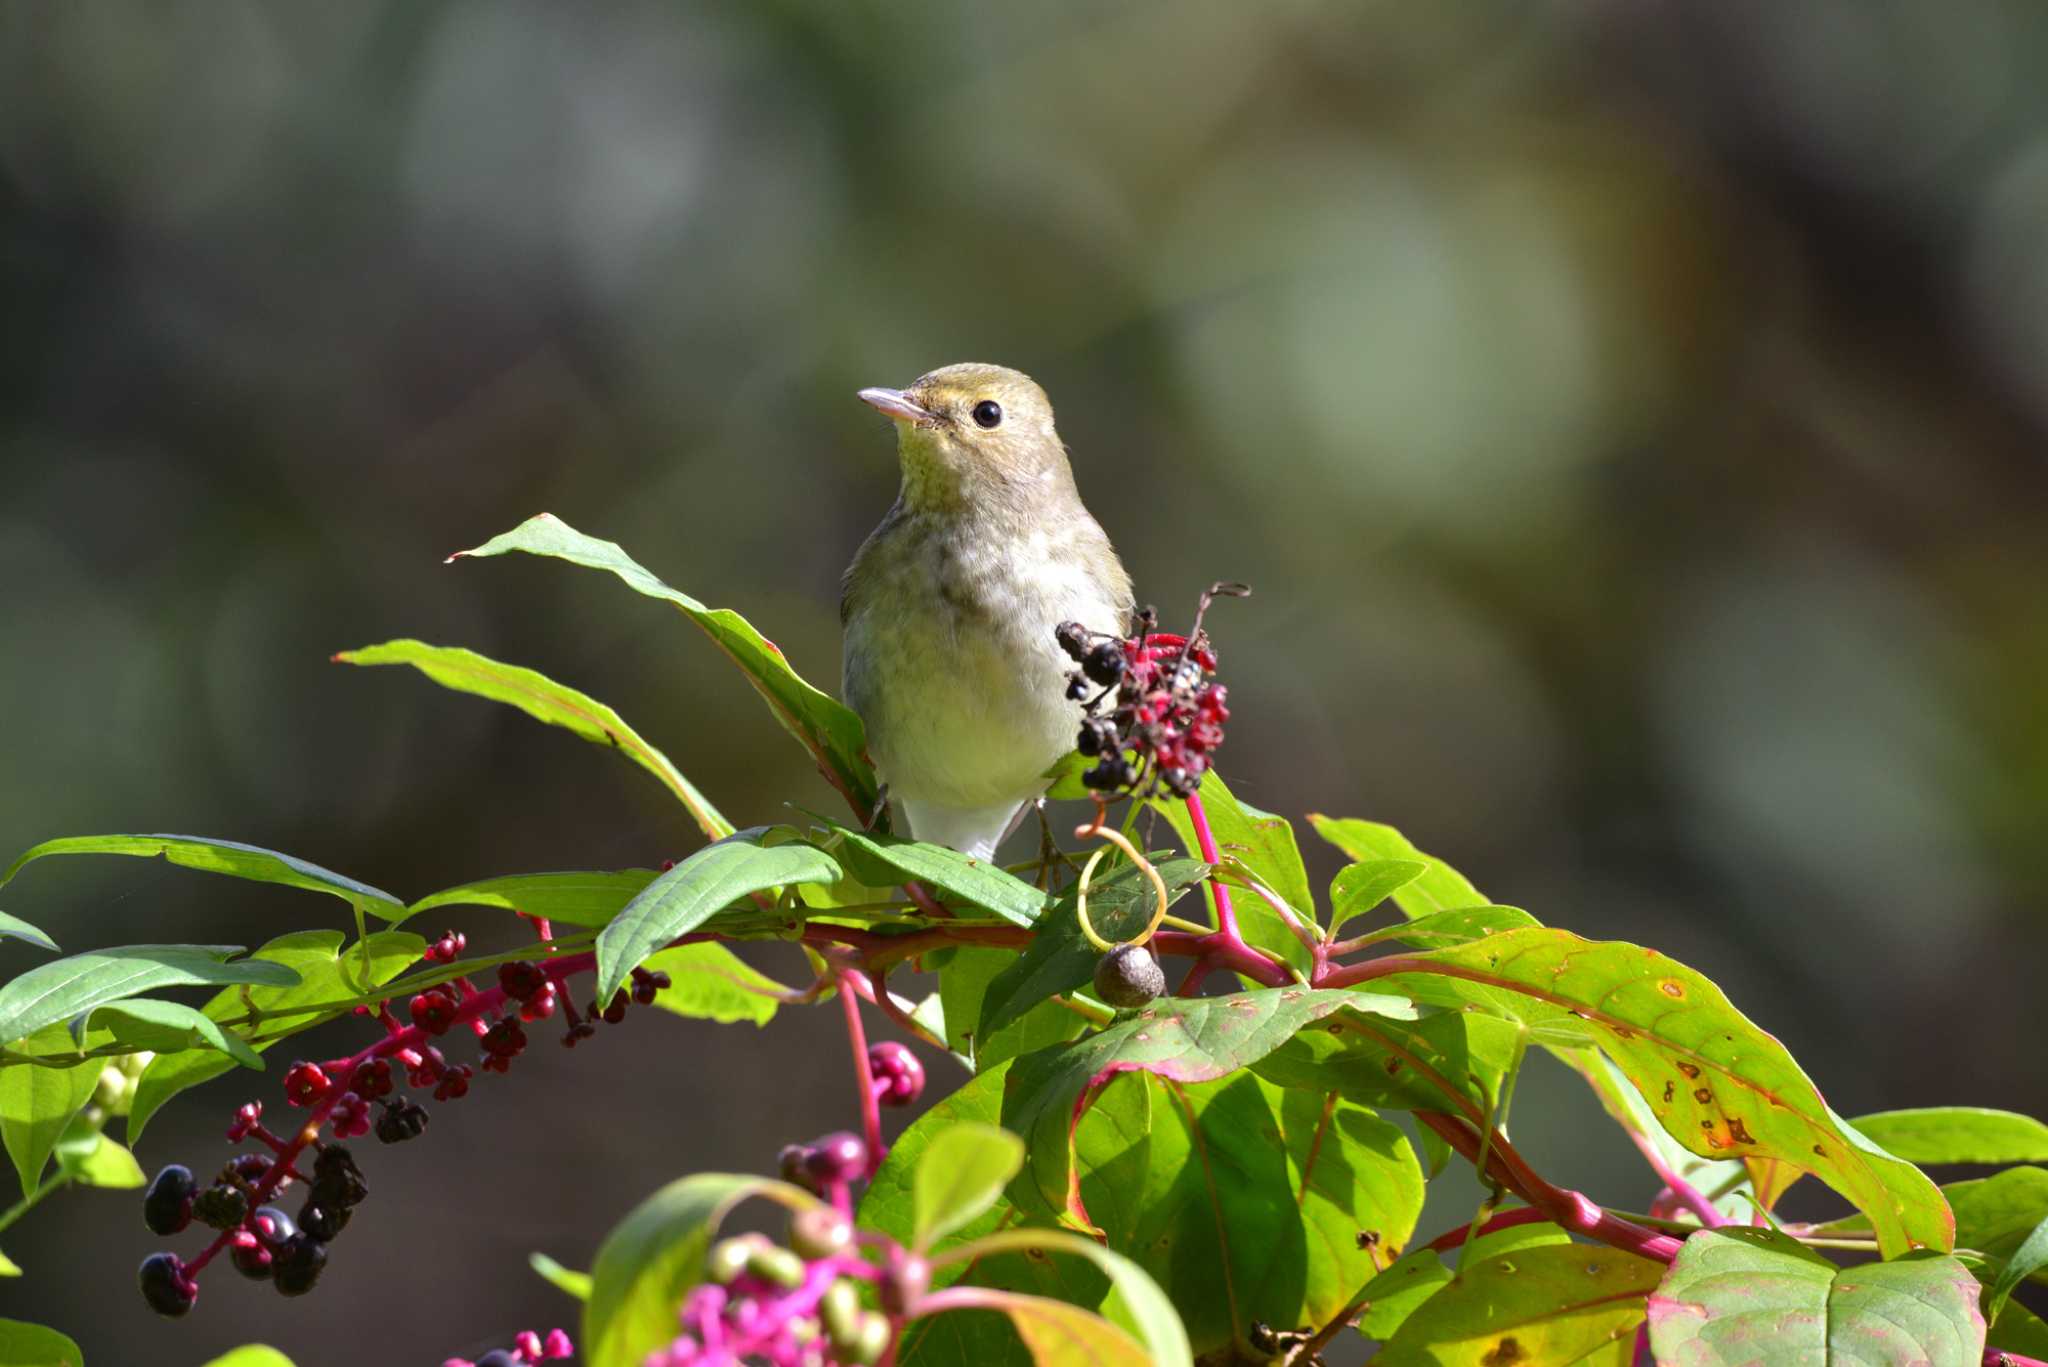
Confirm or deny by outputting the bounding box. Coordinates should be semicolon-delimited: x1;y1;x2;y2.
1425;1204;1553;1254
837;972;885;1180
1183;791;1238;941
1622;1126;1730;1228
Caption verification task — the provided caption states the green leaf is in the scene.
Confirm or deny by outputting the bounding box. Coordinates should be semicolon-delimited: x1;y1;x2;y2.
639;943;788;1026
337;640;733;845
917;1289;1148;1366
1327;858;1428;934
1984;1210;2048;1323
0;834;400;920
1306;815;1485;918
1377;1243;1662;1365
1000;987;1414;1226
408;869;658;929
531;1251;592;1302
593;830;837;1005
1249;1002;1522;1118
126;930;421;1142
0;1249;18;1276
1647;1229;1984;1366
937;1228;1193;1367
88;998;262;1069
200;1350;295;1367
914;1123;1026;1250
1848;1107;2048;1166
1572;1052;1752;1223
1335;905;1541;953
1367;927;1953;1257
583;1172;818;1367
0;945;301;1052
1355;1250;1453;1342
817;823;1050;929
0;1318;82;1366
1076;1071;1424;1354
1991;1301;2048;1359
940;946;1086;1072
977;859;1207;1041
55;1118;145;1189
0;913;56;954
1821;1166;2048;1270
1153;773;1313;972
453;513;879;816
0;1026;101;1193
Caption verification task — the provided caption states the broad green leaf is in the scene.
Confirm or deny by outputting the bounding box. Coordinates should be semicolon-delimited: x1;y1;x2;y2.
915;1123;1026;1250
1377;1244;1662;1365
0;913;55;954
1335;905;1541;953
531;1251;592;1302
1306;815;1485;918
1250;1002;1522;1119
1991;1301;2048;1358
639;943;789;1026
126;930;422;1142
0;1025;101;1193
1985;1211;2048;1323
1077;1070;1423;1353
0;834;400;920
583;1172;818;1367
201;1350;295;1367
337;641;732;844
1821;1166;2048;1271
939;1228;1192;1367
0;945;300;1050
1154;773;1313;972
593;831;837;1004
818;823;1049;929
0;1249;17;1276
1648;1229;1984;1366
977;859;1207;1041
0;1318;82;1366
55;1119;145;1188
940;946;1085;1072
1573;1052;1752;1223
1367;928;1952;1257
1849;1108;2048;1166
1327;858;1428;934
88;998;261;1069
918;1289;1147;1366
1356;1250;1453;1342
409;869;658;929
453;514;878;815
1000;987;1414;1226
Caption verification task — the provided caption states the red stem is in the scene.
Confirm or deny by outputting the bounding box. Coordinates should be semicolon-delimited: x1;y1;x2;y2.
1425;1204;1553;1254
837;971;885;1180
1183;791;1238;941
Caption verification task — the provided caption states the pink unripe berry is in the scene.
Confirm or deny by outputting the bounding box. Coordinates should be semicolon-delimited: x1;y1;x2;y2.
866;1041;925;1106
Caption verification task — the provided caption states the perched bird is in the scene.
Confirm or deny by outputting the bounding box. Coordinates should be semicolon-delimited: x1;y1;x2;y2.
842;363;1134;860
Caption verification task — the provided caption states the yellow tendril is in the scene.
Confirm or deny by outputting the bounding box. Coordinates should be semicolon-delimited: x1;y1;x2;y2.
1072;818;1173;952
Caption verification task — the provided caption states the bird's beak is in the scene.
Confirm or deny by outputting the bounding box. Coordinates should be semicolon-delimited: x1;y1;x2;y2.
858;387;935;425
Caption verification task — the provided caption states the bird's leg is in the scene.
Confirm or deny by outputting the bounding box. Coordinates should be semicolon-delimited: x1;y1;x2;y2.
861;783;891;833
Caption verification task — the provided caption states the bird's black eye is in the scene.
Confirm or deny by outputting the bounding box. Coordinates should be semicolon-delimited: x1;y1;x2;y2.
971;400;1003;429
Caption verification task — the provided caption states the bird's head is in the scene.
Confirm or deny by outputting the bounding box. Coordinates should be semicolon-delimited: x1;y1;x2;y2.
858;363;1076;513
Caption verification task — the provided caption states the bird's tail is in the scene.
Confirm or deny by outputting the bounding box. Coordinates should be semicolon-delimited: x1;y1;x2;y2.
897;796;1034;863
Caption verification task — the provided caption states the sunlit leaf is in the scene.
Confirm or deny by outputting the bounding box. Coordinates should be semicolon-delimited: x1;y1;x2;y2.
1335;905;1540;953
640;943;789;1026
88;998;261;1070
0;834;400;920
937;1228;1192;1367
940;946;1085;1072
1306;815;1485;919
1327;858;1428;934
1848;1107;2048;1166
816;822;1050;929
409;870;658;929
1377;1243;1662;1366
917;1288;1147;1366
531;1251;592;1302
0;1318;81;1365
453;514;878;816
337;640;732;845
0;944;299;1052
914;1123;1026;1250
0;1025;101;1194
201;1349;295;1367
0;913;56;955
1153;773;1312;973
55;1121;145;1189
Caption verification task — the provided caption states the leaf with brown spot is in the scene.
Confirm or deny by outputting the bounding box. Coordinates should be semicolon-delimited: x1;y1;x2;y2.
1373;1244;1662;1365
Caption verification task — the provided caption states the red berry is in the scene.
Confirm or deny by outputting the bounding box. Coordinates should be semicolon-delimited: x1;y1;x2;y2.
283;1061;331;1107
229;1229;273;1279
497;960;546;1000
409;991;457;1035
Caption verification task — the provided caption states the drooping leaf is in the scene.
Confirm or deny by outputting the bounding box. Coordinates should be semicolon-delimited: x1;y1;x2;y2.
940;946;1086;1073
0;1318;82;1366
1984;1210;2048;1323
0;834;401;920
0;945;299;1053
1306;815;1485;919
531;1251;592;1302
1076;1070;1423;1354
1647;1229;1984;1366
977;859;1208;1041
1848;1107;2048;1166
916;1289;1147;1366
639;943;789;1026
0;913;56;954
201;1349;296;1367
0;1025;102;1194
593;829;837;1005
817;823;1049;929
126;930;421;1142
914;1123;1026;1250
1153;773;1313;972
1000;987;1415;1226
409;870;658;929
1364;928;1952;1257
453;514;878;816
336;641;732;845
582;1172;818;1367
1376;1243;1662;1365
87;998;261;1069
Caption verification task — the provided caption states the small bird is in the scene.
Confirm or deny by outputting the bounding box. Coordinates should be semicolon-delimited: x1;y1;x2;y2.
842;363;1134;860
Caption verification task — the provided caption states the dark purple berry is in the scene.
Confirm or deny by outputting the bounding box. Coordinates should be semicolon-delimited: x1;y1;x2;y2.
1083;641;1126;687
497;960;546;1001
1094;944;1167;1008
297;1199;350;1242
312;1144;368;1208
475;1354;518;1367
778;1143;815;1191
143;1164;195;1235
271;1233;326;1296
803;1131;868;1186
375;1099;429;1145
251;1204;296;1245
1055;621;1090;661
139;1251;197;1317
1065;676;1091;701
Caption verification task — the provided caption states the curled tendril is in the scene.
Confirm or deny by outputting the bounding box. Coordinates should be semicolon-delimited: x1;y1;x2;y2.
1071;812;1175;953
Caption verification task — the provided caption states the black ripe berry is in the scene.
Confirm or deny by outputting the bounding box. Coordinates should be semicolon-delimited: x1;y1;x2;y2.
375;1098;429;1145
312;1144;369;1208
271;1233;327;1296
297;1199;351;1242
1094;944;1167;1008
143;1163;196;1236
1082;641;1126;687
251;1204;296;1245
138;1251;197;1317
1055;621;1090;661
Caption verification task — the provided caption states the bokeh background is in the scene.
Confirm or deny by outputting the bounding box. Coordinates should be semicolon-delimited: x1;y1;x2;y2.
3;1;2046;1362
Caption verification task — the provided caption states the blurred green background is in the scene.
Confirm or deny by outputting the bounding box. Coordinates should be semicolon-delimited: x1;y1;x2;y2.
3;1;2047;1361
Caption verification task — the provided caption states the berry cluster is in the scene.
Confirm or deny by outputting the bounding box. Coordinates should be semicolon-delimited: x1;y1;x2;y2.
442;1327;574;1367
864;1041;924;1108
649;1197;927;1367
1057;583;1246;800
776;1131;871;1198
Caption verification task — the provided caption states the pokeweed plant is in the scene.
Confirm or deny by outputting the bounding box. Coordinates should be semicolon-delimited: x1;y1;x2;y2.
0;511;2043;1367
